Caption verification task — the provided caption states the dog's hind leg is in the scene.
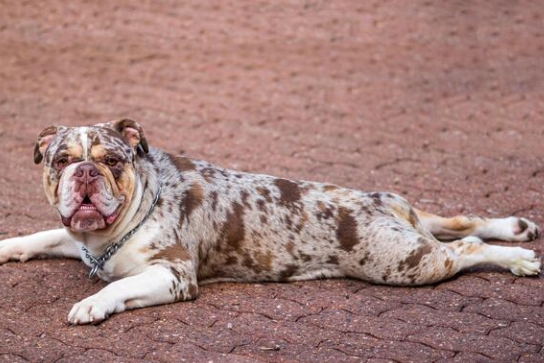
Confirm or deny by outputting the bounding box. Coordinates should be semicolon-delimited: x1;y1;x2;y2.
415;209;540;242
390;236;540;285
345;230;540;286
444;236;541;277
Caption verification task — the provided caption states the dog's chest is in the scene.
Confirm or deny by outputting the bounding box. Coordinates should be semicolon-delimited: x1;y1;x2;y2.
76;228;159;281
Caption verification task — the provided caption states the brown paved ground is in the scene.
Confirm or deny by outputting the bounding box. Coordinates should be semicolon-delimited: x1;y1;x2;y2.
1;1;543;362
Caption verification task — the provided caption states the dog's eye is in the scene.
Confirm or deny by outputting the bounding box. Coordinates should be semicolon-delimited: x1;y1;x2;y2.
105;156;119;167
55;157;69;168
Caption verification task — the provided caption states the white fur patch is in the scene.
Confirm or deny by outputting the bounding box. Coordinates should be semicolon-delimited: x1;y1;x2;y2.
80;127;89;160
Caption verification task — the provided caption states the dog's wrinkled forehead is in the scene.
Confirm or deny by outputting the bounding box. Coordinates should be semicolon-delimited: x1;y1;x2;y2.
44;125;134;164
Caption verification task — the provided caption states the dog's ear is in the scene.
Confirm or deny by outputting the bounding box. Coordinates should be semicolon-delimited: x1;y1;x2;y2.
34;126;58;164
111;119;149;155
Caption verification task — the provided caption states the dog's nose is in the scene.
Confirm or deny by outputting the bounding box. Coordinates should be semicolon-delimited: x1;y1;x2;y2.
74;162;99;183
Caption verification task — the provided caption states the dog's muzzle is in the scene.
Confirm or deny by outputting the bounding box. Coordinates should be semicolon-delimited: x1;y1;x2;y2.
60;162;122;232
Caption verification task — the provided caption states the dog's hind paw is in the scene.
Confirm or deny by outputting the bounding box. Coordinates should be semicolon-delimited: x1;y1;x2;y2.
482;217;541;242
508;248;541;276
512;217;540;242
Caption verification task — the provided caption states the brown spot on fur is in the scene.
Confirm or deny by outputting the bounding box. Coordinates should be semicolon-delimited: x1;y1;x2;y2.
90;143;107;160
240;190;251;208
200;167;217;182
88;130;103;150
179;182;204;227
222;202;245;252
43;168;53;193
255;250;274;272
398;239;433;271
299;252;312;262
170;281;179;300
170;154;196;172
382;267;391;282
170;266;182;282
464;243;482;254
518;218;528;232
408;208;419;228
257;186;273;203
285;241;295;255
391;204;419;229
256;199;267;212
225;255;238;265
444;258;453;273
327;255;339;265
336;207;360;252
358;251;371;266
279;264;299;280
151;244;192;262
369;192;383;207
317;201;326;211
210;191;219;211
198;242;208;263
316;201;335;221
444;216;476;232
155;197;164;209
188;283;198;299
242;254;259;272
284;215;293;229
260;215;268;224
295;210;309;232
274;178;301;205
323;184;339;192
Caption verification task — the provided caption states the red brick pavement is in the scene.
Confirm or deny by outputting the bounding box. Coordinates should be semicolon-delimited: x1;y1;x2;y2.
0;1;543;362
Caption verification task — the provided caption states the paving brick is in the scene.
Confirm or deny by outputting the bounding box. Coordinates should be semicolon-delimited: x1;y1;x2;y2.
406;326;537;361
381;304;508;334
463;298;544;326
438;274;544;306
435;352;496;363
489;321;544;346
518;352;544;363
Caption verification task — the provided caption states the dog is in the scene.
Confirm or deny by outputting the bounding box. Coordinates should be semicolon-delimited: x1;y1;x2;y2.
0;120;540;324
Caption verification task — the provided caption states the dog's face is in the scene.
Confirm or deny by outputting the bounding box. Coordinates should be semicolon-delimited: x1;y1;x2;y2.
34;119;148;233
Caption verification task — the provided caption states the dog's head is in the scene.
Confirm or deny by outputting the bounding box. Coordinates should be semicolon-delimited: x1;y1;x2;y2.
34;119;148;233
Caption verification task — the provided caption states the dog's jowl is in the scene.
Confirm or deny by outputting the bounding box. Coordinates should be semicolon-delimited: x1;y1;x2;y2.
0;120;540;324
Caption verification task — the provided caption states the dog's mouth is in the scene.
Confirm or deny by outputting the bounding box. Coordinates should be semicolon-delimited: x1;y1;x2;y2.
61;195;121;231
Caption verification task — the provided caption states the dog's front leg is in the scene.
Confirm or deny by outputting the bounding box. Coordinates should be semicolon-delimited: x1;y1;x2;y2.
0;229;80;263
68;263;198;324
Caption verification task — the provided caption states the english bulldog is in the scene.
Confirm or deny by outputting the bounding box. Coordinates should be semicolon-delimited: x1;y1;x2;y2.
0;120;540;324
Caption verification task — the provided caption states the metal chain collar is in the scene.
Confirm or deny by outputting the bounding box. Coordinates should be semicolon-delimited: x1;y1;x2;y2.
81;183;162;279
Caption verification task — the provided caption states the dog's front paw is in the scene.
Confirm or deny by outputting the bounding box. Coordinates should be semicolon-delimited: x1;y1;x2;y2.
508;248;541;276
68;294;123;325
0;237;30;264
